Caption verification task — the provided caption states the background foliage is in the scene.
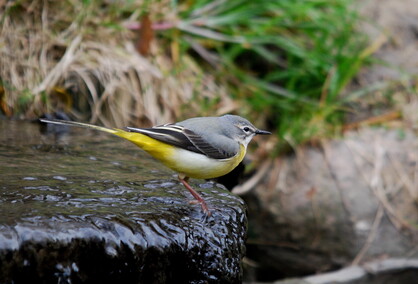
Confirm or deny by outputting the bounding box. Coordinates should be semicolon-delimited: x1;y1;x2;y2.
1;0;373;153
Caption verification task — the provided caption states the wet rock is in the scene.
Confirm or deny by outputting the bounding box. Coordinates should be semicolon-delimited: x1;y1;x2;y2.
0;120;247;283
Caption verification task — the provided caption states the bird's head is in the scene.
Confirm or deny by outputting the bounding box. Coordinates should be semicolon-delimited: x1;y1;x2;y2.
221;115;271;147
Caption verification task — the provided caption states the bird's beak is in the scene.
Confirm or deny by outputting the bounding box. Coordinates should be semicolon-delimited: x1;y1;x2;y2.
255;129;271;135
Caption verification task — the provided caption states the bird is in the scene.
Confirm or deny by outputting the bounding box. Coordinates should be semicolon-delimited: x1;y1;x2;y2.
39;114;271;215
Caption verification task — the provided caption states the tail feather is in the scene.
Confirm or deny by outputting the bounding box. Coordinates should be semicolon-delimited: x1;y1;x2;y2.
39;118;167;156
39;118;118;135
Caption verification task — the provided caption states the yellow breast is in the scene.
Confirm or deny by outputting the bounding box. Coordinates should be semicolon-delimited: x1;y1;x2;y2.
167;144;246;179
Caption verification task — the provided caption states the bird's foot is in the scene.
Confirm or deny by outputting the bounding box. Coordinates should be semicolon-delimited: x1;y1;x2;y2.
189;199;211;216
179;176;212;216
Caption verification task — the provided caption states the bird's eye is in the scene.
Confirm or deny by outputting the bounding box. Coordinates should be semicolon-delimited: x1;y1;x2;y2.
243;126;250;132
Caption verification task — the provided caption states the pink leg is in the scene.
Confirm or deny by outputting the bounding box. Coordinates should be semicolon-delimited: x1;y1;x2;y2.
179;176;211;216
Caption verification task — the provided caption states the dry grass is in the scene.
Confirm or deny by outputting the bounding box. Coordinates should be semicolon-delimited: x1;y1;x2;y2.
0;0;233;126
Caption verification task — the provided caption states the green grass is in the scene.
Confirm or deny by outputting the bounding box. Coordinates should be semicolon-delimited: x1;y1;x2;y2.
171;0;371;150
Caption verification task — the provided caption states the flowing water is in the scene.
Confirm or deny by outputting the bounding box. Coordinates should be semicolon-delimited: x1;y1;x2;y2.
0;119;179;222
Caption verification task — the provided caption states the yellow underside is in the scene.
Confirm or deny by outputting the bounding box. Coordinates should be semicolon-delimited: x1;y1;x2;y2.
113;129;245;179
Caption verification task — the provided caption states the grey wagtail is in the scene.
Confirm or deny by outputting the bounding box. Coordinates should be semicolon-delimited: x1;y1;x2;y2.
40;115;271;215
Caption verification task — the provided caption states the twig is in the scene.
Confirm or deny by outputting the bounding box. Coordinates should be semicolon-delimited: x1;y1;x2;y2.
232;159;272;195
321;140;352;218
388;152;418;201
345;140;414;230
33;35;82;94
343;110;401;132
351;204;384;265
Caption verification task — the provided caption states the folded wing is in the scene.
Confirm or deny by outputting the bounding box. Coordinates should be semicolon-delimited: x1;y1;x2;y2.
126;124;235;159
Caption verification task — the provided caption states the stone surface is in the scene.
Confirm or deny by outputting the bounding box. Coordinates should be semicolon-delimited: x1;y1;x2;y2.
242;128;418;281
0;120;247;283
271;258;418;284
358;0;418;84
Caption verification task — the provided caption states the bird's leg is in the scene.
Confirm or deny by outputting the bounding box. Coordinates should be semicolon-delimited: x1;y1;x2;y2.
178;176;210;215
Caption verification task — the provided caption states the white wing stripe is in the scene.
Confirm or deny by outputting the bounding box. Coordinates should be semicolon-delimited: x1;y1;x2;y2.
126;126;185;140
152;125;184;133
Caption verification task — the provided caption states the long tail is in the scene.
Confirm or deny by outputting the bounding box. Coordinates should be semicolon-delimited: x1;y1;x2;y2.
39;118;119;135
39;118;172;162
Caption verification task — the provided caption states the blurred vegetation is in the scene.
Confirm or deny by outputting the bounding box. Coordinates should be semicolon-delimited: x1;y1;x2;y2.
173;0;374;151
1;0;376;153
